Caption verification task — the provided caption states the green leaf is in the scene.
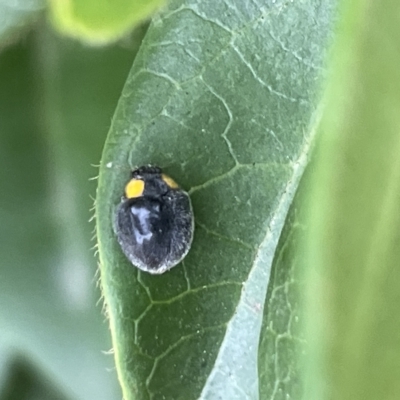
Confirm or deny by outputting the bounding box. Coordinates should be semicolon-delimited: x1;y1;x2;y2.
258;169;309;399
48;0;164;44
96;0;336;398
0;357;69;400
302;0;400;399
0;27;142;399
0;0;44;48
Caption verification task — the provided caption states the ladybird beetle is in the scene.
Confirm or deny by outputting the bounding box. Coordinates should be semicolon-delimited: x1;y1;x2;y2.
114;166;194;274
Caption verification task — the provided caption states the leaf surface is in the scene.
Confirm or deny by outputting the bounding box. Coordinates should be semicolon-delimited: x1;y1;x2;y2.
258;170;309;399
96;1;335;398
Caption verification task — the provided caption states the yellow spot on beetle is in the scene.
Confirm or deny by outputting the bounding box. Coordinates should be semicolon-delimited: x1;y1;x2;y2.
162;174;179;189
125;179;145;199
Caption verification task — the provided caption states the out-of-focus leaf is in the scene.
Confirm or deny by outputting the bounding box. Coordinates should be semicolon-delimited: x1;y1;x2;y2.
0;0;44;48
302;1;400;399
0;28;141;399
0;357;69;400
48;0;164;44
96;0;335;398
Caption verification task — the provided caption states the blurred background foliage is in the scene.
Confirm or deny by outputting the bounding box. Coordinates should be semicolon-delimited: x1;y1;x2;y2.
0;3;150;398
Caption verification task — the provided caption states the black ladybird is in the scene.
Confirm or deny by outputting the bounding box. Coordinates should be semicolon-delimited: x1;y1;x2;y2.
114;166;194;274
